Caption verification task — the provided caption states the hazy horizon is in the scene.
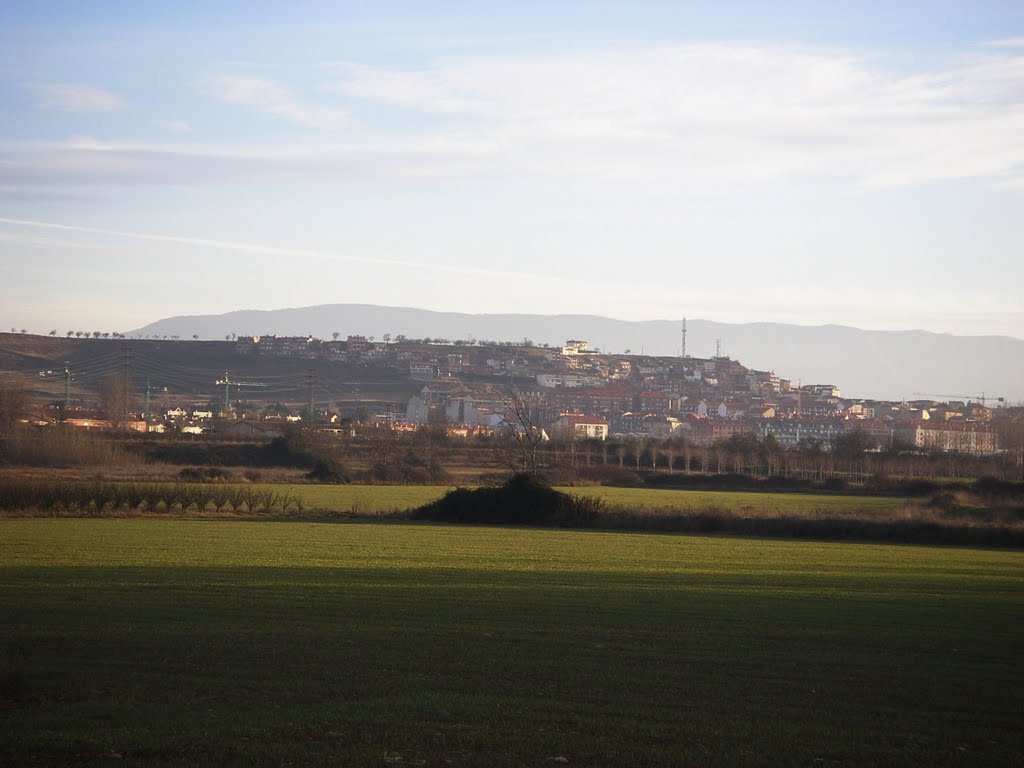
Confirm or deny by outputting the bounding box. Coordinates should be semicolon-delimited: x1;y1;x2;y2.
127;301;1024;342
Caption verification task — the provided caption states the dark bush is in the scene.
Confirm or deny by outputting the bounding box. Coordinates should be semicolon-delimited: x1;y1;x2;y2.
177;466;230;481
140;442;269;467
305;458;351;484
575;464;642;486
972;477;1024;498
362;458;451;485
902;479;940;496
642;472;813;491
411;473;603;526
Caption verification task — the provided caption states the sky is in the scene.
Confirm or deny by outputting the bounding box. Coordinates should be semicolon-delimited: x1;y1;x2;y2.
1;1;1023;339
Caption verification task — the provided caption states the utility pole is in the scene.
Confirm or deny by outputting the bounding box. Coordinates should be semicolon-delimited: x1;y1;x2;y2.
123;345;133;422
222;372;231;412
307;369;315;424
63;362;71;420
144;376;151;421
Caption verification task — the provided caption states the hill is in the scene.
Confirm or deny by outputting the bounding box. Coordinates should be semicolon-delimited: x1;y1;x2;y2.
0;333;419;411
128;305;1024;402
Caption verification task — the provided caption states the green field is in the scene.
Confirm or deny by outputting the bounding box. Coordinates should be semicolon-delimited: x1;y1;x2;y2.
2;520;1021;766
265;483;909;517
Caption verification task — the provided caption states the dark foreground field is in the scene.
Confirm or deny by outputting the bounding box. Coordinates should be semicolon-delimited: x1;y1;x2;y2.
1;521;1022;767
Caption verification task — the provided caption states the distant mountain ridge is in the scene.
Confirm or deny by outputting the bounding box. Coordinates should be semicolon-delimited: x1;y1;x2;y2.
130;304;1024;402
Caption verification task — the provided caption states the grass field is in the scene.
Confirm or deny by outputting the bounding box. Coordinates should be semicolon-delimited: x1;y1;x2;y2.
262;483;910;517
2;520;1021;766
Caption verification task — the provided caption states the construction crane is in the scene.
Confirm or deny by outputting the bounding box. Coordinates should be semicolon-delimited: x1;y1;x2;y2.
215;372;267;412
911;392;1005;407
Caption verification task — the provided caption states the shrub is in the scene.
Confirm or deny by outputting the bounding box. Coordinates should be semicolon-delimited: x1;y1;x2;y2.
177;467;230;481
411;473;603;526
306;458;351;484
574;464;642;486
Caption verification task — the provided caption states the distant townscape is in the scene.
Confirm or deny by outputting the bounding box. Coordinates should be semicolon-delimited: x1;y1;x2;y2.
229;334;1011;456
4;330;1019;462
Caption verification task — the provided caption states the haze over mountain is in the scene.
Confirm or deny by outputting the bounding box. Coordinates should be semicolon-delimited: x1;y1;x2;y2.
131;305;1024;403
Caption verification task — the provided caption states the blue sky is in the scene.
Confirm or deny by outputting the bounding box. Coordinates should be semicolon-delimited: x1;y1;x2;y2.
2;1;1022;338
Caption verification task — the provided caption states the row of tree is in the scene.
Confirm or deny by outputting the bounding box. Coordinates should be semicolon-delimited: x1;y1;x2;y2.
323;425;1024;484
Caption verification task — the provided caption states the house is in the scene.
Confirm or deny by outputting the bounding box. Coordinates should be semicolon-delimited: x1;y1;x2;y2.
892;421;999;454
748;404;776;419
803;384;842;398
561;340;591;356
406;395;430;425
646;416;686;437
553;413;609;440
676;400;709;417
684;415;755;445
446;396;487;426
713;401;751;419
759;418;847;449
636;391;674;414
409;362;436;381
64;418;148;433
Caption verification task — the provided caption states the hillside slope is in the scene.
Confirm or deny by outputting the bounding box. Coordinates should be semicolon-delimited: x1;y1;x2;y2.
129;305;1024;402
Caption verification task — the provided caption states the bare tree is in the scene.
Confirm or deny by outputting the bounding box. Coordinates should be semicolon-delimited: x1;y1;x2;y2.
366;425;398;480
100;373;137;430
0;382;29;437
501;388;546;474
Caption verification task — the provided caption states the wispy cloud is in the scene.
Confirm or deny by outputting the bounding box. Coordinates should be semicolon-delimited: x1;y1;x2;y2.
163;120;192;134
33;83;126;112
8;45;1024;190
207;74;347;128
0;217;566;286
0;230;102;251
322;44;1024;187
985;37;1024;48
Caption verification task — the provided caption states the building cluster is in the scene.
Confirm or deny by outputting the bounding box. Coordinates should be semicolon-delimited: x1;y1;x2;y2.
50;335;1006;455
230;335;1004;455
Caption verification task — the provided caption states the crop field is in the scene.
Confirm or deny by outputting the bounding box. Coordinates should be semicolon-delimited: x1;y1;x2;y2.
2;520;1021;766
266;483;909;517
0;480;910;518
567;485;907;515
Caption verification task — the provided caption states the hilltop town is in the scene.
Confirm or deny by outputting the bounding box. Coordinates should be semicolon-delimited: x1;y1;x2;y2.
4;330;1018;459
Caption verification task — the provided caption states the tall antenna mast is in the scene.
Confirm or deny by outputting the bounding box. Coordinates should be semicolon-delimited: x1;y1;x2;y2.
715;337;722;358
681;318;687;359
